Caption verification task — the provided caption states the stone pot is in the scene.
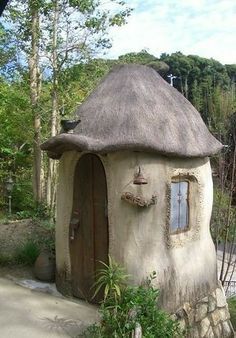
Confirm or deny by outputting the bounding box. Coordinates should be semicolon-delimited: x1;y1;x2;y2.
34;251;55;282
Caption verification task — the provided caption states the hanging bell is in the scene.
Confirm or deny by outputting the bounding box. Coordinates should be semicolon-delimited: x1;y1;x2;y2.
133;166;148;185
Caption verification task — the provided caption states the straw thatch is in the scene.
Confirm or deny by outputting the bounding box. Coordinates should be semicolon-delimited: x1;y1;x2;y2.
41;64;222;158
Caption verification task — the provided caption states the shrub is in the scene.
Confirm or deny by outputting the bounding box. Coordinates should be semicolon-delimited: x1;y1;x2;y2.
228;297;236;330
14;240;40;265
0;254;12;266
83;263;183;338
93;255;129;302
211;188;236;243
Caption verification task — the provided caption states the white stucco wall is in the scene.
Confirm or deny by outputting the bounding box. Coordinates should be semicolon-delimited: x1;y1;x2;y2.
56;150;217;312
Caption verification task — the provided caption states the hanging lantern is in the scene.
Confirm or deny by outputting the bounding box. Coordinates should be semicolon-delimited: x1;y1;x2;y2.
133;166;148;185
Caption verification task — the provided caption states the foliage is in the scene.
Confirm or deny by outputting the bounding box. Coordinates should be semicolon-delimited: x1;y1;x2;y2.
228;297;236;330
118;50;170;76
37;219;55;255
0;218;55;266
118;50;157;64
160;52;236;130
14;240;40;265
1;0;132;209
93;255;129;302
211;188;236;243
0;253;12;266
0;16;236;217
58;59;114;119
0;76;32;212
84;262;183;338
0;23;15;71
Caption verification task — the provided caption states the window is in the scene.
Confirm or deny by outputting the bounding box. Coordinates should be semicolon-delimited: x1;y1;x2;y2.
170;179;189;234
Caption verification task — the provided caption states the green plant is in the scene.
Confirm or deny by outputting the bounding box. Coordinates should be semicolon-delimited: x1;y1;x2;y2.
34;219;55;255
0;253;12;266
15;210;34;219
228;297;236;330
211;188;236;243
84;262;183;338
93;255;129;303
14;240;40;265
12;202;52;221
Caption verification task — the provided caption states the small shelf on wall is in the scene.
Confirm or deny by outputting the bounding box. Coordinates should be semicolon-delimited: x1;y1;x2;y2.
121;192;157;207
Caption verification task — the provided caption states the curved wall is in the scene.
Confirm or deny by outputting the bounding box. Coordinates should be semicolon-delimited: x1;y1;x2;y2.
55;150;217;312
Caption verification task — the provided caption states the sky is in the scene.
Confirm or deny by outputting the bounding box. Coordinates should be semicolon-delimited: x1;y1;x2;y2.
106;0;236;65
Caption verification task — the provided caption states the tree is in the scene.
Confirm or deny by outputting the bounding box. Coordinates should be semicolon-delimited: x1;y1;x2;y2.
41;0;132;210
3;0;132;211
0;77;33;211
0;23;15;70
28;0;43;203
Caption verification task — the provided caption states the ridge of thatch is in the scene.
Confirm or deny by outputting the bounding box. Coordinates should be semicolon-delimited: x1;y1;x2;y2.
41;64;223;158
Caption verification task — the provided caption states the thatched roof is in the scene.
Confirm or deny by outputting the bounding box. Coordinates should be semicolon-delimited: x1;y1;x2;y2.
41;64;222;158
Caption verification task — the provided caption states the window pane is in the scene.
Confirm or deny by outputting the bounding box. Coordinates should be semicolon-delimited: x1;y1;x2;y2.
170;182;179;232
170;181;189;233
179;181;188;228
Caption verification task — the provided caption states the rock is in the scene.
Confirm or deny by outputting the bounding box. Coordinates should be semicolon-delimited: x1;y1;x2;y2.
176;308;185;319
200;317;210;337
189;326;200;338
195;303;208;322
219;307;230;321
213;324;222;337
211;309;221;326
221;320;234;337
205;326;214;338
201;296;209;303
170;313;177;321
178;319;186;332
215;287;227;308
183;302;191;314
183;302;195;324
208;295;216;312
210;290;216;298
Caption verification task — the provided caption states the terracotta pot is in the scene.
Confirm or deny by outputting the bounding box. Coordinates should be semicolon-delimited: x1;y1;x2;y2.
34;251;55;282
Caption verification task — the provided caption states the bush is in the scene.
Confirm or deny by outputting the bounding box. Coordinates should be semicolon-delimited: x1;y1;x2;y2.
14;240;40;265
15;202;52;221
228;297;236;330
83;263;183;338
211;188;236;243
36;220;55;256
0;254;12;266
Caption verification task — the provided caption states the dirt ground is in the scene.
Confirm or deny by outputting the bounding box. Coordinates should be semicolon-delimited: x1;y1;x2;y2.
0;264;34;279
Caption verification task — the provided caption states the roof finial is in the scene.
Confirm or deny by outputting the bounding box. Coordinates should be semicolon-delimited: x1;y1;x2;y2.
167;74;177;86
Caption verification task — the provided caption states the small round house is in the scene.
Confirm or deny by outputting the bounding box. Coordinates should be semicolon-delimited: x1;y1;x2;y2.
42;65;233;337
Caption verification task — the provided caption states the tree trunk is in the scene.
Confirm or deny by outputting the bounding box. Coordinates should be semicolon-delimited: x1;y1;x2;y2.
184;76;188;99
28;1;43;203
46;0;59;212
179;76;184;95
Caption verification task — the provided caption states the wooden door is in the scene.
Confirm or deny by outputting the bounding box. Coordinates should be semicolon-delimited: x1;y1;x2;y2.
69;154;108;302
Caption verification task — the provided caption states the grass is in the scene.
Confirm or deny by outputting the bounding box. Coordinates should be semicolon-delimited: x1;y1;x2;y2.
0;254;12;266
0;240;40;266
14;240;40;265
228;297;236;330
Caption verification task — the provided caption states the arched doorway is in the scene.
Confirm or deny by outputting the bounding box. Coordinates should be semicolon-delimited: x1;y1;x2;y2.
69;154;109;302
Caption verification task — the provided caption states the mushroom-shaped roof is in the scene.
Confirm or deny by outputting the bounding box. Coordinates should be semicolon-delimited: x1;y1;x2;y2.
41;64;222;158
